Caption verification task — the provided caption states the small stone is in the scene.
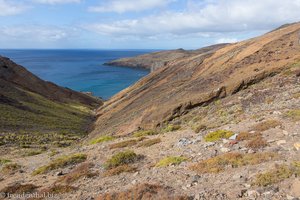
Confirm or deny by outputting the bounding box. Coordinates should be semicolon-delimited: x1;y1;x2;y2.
287;195;296;200
291;179;300;197
192;175;201;183
204;142;215;148
267;139;276;143
294;143;300;151
220;147;231;153
248;149;255;154
57;171;64;176
229;134;238;140
277;140;287;145
247;190;260;198
283;130;289;135
229;140;238;146
244;184;251;188
177;138;192;146
273;111;282;115
133;172;139;177
131;180;137;184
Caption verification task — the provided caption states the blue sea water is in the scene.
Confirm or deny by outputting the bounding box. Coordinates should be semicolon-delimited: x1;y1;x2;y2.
0;49;152;99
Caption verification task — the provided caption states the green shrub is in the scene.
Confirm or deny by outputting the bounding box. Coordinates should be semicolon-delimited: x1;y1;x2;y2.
155;156;188;167
32;153;87;175
204;130;234;142
0;159;11;166
89;136;115;145
104;150;141;169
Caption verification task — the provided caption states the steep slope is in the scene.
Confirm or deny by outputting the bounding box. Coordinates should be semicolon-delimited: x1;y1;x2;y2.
105;44;228;71
92;22;300;137
0;56;102;147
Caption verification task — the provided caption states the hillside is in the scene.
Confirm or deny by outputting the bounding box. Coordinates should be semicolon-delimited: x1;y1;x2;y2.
105;44;228;71
0;56;102;148
1;23;300;200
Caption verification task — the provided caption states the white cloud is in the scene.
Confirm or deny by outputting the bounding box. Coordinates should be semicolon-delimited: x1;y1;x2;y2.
85;0;300;38
32;0;81;5
216;38;238;44
0;0;28;16
88;0;174;13
0;25;71;42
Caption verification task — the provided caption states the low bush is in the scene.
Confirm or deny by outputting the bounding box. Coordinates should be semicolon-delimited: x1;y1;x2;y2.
89;136;115;145
204;130;234;142
137;138;161;147
133;130;158;138
190;152;277;174
246;136;268;149
104;150;142;169
155;156;188;167
32;153;87;175
252;120;282;132
109;139;138;149
162;124;181;133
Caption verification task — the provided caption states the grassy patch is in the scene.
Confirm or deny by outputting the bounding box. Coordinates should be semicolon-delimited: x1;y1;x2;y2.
286;110;300;121
162;124;181;133
104;165;137;177
155;156;188;167
133;130;158;138
190;152;277;174
252;120;282;132
204;130;234;142
0;159;11;166
246;136;268;149
192;124;207;133
1;163;21;174
58;162;97;184
254;162;300;186
43;185;77;194
32;153;87;175
89;136;115;145
23;149;45;157
109;139;138;149
104;150;142;169
137;138;161;147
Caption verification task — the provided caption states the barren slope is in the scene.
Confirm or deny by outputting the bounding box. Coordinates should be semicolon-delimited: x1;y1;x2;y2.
92;22;300;138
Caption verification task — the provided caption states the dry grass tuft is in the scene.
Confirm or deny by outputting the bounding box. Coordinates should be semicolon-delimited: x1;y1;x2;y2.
42;185;77;194
0;183;38;196
236;132;262;141
254;162;300;186
32;153;87;175
104;150;142;169
285;110;300;121
252;120;282;132
204;130;234;142
246;136;268;149
190;152;277;174
57;162;97;184
155;156;188;167
103;165;137;177
96;183;191;200
1;163;21;175
109;139;138;149
137;138;161;147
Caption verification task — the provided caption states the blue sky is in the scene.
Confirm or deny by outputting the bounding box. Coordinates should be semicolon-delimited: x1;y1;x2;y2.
1;0;300;49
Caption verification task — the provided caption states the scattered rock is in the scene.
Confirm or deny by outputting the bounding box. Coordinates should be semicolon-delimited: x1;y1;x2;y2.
191;175;201;183
57;171;64;176
291;179;300;197
204;142;215;148
220;147;231;153
229;134;238;140
294;143;300;151
177;138;192;146
277;140;287;145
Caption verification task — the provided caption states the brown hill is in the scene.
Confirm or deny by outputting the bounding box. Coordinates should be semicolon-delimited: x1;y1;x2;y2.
105;44;228;71
91;22;300;137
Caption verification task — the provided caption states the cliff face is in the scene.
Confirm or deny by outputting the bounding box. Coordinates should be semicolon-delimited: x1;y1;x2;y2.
105;44;228;71
92;22;300;137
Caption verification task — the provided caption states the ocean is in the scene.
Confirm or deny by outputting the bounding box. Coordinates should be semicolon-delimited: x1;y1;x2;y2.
0;49;152;100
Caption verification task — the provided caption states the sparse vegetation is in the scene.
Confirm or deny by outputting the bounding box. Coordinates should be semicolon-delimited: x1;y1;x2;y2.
32;153;87;175
204;130;234;142
0;159;11;166
89;136;115;145
286;110;300;121
58;162;97;184
0;183;38;195
192;124;207;133
236;132;262;141
162;124;181;132
137;138;161;147
1;163;21;174
133;130;158;137
155;156;188;167
43;185;77;194
246;136;268;149
104;165;137;177
190;152;277;174
104;150;141;169
23;149;45;156
252;120;282;132
109;139;138;149
254;162;300;186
